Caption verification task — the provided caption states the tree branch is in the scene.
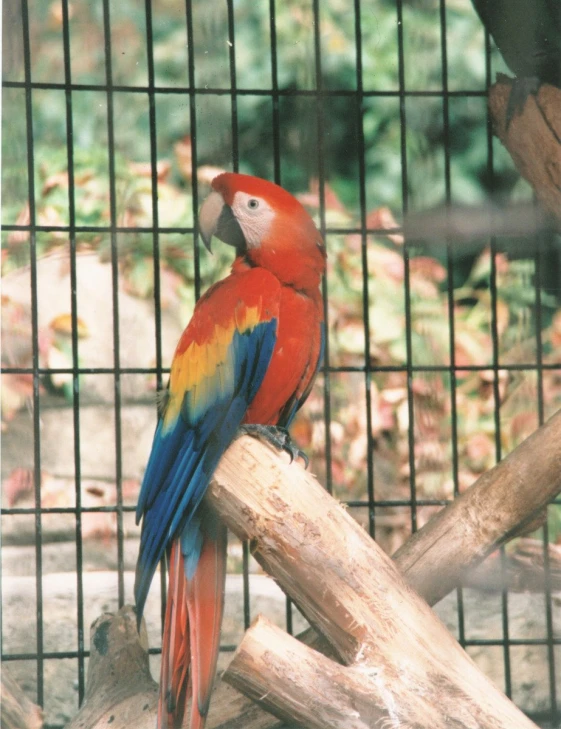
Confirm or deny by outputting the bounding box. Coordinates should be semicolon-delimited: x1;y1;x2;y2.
489;76;561;227
206;435;540;728
69;411;561;729
207;409;561;729
66;606;158;729
394;407;561;603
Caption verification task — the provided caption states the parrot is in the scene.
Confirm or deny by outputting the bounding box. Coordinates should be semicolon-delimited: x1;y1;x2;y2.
134;172;326;729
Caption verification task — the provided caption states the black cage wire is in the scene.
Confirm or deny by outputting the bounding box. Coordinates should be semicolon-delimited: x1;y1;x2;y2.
2;0;561;727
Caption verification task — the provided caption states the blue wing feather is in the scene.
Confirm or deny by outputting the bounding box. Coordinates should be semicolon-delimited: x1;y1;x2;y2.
134;318;278;620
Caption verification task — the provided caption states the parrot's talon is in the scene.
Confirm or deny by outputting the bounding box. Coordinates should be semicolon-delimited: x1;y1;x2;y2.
237;424;309;467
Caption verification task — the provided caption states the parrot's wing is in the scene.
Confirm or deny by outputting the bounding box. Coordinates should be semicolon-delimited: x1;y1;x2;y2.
134;271;280;618
279;319;325;428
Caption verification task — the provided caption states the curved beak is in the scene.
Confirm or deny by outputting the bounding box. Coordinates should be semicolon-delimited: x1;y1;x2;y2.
198;191;246;253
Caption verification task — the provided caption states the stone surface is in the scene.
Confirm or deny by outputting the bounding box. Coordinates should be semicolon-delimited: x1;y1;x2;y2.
2;552;560;726
2;569;308;727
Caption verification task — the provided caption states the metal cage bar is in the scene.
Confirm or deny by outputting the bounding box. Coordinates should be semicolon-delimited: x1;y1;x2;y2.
1;1;560;727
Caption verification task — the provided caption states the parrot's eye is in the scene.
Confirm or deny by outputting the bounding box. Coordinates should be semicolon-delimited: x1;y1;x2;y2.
247;198;260;210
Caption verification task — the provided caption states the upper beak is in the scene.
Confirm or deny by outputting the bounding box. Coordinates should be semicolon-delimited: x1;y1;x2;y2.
198;191;246;253
198;191;224;253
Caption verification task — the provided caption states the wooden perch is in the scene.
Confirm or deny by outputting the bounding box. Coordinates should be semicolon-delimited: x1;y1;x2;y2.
69;411;561;729
1;669;43;729
206;437;539;728
489;76;561;227
207;408;561;729
394;407;561;604
66;606;158;729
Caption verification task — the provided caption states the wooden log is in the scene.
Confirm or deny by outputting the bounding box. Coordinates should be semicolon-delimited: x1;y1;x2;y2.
1;669;43;729
489;76;561;227
207;437;538;728
394;407;561;604
227;616;392;729
66;606;158;729
68;409;561;729
207;410;561;728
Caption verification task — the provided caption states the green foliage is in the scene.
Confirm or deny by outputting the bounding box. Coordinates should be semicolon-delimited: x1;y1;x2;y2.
2;0;560;546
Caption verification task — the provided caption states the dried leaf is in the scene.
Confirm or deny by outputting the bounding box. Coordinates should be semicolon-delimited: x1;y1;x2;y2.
366;206;403;245
1;373;34;423
49;313;90;338
47;346;72;388
2;468;34;507
42;171;69;195
410;256;446;283
197;165;226;185
129;160;171;182
7;205;31;245
174;136;193;178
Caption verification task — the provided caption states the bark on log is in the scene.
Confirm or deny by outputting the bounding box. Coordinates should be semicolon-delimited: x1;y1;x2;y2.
67;410;561;729
207;409;561;729
66;606;158;729
206;437;538;728
489;76;561;227
1;669;43;729
394;407;561;604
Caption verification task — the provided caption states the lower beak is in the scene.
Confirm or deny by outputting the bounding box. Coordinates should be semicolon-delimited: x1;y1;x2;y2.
198;191;246;253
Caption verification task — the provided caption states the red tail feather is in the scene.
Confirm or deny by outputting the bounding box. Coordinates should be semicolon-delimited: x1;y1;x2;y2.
187;515;228;729
158;515;227;729
159;539;190;728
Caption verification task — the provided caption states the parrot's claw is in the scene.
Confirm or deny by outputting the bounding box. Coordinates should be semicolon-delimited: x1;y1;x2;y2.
237;425;309;468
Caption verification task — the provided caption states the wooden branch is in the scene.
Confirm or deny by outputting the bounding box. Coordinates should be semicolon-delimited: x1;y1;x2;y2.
67;412;560;729
394;408;561;604
206;437;538;728
1;669;43;729
463;539;561;593
489;76;561;227
66;606;158;729
207;409;561;729
226;616;393;729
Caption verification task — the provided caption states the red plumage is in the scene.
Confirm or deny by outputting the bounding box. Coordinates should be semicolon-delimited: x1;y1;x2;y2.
137;173;326;728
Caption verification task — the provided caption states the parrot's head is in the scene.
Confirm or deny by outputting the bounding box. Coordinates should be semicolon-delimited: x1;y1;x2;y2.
199;173;326;291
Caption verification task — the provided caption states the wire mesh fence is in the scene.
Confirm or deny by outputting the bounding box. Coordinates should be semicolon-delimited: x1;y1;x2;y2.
2;0;561;727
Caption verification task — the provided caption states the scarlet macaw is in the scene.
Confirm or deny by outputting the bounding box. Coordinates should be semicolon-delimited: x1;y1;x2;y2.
134;173;326;729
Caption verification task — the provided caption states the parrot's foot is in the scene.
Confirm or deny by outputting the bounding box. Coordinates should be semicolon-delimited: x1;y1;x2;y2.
237;425;309;468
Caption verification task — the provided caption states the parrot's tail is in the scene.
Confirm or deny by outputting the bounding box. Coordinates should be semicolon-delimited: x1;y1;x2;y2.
158;512;227;729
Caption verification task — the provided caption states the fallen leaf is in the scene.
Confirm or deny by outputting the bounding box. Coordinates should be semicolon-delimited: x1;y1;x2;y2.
366;206;403;245
2;468;34;506
49;313;90;338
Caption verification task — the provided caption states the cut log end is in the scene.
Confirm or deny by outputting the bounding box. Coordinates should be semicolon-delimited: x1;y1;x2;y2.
66;606;158;729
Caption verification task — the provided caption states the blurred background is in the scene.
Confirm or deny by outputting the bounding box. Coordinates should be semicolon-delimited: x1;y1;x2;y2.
2;0;561;727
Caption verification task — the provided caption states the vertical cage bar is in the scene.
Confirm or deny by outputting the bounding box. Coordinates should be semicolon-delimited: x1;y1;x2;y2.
225;0;249;631
353;0;376;538
535;237;559;718
483;24;512;698
312;0;334;499
60;0;86;701
185;0;202;301
438;0;466;649
101;0;126;619
227;0;239;172
144;0;167;630
267;0;293;635
269;0;281;185
395;0;418;534
20;0;44;706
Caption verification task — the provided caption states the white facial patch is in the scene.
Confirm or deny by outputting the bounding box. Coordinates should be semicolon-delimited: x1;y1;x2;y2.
231;191;276;248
